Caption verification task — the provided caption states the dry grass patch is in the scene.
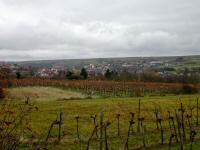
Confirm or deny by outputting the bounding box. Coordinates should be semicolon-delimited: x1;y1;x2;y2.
6;86;89;101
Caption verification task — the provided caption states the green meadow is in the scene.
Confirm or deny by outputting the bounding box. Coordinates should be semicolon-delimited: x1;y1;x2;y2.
2;86;200;150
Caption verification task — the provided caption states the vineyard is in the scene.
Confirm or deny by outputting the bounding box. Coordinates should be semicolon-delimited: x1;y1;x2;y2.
0;79;200;149
1;0;199;149
1;79;199;97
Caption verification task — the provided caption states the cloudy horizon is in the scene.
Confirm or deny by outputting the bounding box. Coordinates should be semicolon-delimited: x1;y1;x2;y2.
0;0;200;61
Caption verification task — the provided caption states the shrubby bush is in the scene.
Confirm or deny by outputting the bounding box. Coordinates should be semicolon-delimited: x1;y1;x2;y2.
0;101;36;149
0;86;5;100
182;84;198;94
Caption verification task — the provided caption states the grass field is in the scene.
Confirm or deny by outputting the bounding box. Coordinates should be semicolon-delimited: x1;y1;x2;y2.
6;86;93;101
2;86;200;150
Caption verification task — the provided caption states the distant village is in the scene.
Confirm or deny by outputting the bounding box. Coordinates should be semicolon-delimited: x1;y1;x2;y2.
0;58;199;83
1;60;166;77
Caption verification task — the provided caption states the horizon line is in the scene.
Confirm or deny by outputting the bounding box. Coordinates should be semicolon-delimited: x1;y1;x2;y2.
1;54;200;63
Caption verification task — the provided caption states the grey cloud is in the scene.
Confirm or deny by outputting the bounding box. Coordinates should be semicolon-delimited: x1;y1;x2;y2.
0;0;200;61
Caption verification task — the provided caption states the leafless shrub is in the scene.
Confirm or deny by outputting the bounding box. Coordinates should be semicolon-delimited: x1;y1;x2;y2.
0;100;35;150
0;86;5;100
182;84;198;94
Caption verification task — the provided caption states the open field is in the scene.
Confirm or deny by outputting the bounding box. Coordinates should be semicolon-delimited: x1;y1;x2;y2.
6;86;93;101
1;86;200;149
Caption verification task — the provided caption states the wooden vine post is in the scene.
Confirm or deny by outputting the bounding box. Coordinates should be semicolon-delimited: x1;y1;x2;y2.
168;111;178;143
124;113;135;150
90;114;98;137
176;111;184;150
186;114;197;150
154;108;159;130
158;118;164;145
104;121;111;150
75;115;80;140
58;111;63;142
130;112;135;134
116;114;120;136
100;112;104;150
137;99;141;132
139;117;146;148
197;98;199;126
190;131;197;150
178;103;186;142
86;125;98;150
45;111;63;145
168;111;174;150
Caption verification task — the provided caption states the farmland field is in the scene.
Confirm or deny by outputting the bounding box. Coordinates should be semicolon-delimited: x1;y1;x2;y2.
1;0;200;149
1;86;200;150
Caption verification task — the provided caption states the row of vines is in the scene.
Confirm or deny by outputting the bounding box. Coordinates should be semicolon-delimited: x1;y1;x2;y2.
1;98;200;150
0;79;199;97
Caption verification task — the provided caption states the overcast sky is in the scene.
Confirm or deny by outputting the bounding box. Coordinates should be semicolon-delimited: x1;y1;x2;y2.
0;0;200;61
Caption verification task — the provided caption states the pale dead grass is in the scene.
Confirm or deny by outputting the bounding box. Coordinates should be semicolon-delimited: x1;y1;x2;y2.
6;86;89;101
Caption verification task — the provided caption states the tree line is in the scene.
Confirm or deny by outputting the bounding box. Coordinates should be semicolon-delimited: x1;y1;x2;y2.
0;67;199;84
